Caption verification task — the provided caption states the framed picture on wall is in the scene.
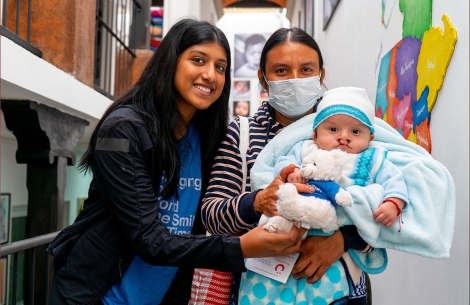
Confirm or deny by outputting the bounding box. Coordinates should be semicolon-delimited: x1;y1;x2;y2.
232;80;251;100
258;83;268;101
323;0;341;30
1;194;11;244
233;100;250;117
234;33;269;79
305;0;314;36
0;257;8;305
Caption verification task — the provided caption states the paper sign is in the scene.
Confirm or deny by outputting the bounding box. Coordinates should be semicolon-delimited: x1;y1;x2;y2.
245;252;299;284
245;215;303;283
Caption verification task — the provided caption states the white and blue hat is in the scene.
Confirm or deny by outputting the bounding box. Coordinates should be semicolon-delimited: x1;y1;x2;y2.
312;86;375;134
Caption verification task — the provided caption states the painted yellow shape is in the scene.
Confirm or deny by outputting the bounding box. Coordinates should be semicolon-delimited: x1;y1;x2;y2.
416;14;458;111
407;129;417;143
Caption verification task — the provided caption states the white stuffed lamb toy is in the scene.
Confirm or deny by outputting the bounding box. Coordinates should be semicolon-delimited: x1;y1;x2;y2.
264;148;354;234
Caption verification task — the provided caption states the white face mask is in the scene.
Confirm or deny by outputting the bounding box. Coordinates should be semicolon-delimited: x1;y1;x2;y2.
264;75;323;119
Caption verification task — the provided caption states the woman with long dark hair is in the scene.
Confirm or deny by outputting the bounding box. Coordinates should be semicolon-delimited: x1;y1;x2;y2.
47;19;305;305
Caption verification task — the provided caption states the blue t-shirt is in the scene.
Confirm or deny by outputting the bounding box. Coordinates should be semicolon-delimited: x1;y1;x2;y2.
103;123;202;305
301;180;343;208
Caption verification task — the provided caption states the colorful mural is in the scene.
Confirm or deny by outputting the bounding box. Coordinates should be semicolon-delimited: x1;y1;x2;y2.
375;0;457;152
381;0;397;29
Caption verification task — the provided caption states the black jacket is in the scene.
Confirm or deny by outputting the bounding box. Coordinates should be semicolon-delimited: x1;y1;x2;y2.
47;106;246;305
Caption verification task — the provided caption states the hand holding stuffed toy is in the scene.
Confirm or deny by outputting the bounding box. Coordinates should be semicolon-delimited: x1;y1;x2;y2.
265;148;354;234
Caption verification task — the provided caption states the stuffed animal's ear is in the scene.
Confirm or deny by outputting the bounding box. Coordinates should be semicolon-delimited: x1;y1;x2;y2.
301;140;319;157
301;147;317;166
330;149;348;166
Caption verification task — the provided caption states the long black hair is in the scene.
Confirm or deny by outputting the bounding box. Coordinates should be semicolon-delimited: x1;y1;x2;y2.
79;18;231;198
259;27;324;75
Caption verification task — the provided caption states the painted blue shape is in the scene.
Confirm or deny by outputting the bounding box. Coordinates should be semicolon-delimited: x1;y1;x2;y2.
412;86;430;126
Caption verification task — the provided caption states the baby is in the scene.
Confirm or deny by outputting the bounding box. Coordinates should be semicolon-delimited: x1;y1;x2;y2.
275;86;408;228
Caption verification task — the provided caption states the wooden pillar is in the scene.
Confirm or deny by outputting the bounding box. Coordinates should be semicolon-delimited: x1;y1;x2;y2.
1;100;89;304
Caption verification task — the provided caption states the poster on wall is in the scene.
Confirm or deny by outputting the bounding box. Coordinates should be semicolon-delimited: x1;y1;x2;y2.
258;84;268;101
233;100;250;117
1;194;11;244
230;80;269;119
234;33;270;78
232;80;251;100
305;0;314;36
375;0;457;153
323;0;341;30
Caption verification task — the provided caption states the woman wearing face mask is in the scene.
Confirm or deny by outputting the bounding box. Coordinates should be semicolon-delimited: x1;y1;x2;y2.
201;28;370;304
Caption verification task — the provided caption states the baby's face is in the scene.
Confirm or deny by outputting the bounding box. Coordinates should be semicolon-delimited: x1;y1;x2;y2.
235;81;249;93
235;102;249;116
245;43;264;69
313;114;374;154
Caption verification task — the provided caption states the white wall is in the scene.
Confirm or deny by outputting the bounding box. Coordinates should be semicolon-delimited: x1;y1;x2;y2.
312;1;469;304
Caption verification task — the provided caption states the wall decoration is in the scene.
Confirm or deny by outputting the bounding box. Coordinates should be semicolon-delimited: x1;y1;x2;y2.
375;0;457;152
258;83;268;101
232;80;251;100
305;0;314;36
1;194;11;244
233;100;250;117
323;0;341;30
234;33;270;78
381;0;397;29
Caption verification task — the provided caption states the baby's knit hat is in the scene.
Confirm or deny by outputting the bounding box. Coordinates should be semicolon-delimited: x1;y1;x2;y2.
312;86;375;134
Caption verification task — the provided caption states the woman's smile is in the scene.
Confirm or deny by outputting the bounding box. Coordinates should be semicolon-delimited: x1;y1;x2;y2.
194;84;213;94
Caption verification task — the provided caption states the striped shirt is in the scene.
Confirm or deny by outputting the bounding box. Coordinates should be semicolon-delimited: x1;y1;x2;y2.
201;101;368;299
202;102;283;234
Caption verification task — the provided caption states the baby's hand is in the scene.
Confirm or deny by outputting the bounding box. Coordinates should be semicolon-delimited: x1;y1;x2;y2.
373;198;404;228
287;168;306;183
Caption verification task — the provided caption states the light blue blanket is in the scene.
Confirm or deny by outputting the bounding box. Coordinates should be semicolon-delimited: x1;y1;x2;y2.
251;113;455;259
